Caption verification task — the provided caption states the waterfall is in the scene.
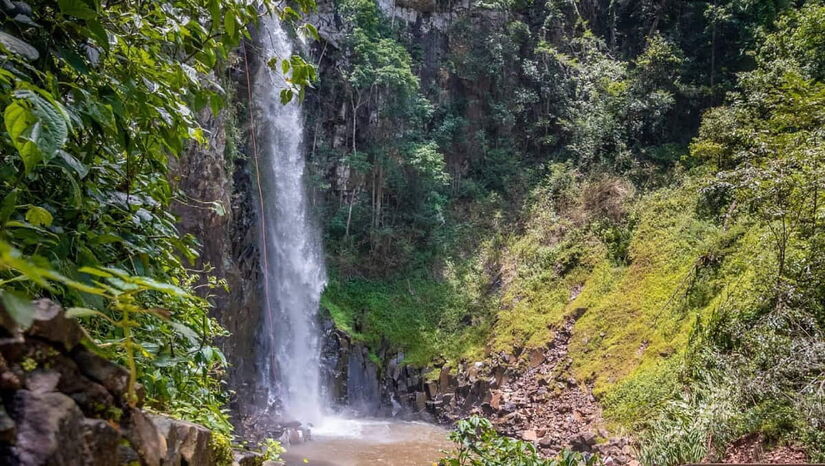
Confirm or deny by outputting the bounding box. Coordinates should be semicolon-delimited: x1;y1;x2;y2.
254;16;327;426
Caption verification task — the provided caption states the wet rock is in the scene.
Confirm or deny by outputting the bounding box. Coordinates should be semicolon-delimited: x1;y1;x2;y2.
117;445;141;464
438;366;455;392
414;391;427;412
23;369;60;393
424;380;438;399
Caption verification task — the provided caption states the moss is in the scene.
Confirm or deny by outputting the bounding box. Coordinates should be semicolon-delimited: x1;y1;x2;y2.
566;186;712;393
321;265;492;365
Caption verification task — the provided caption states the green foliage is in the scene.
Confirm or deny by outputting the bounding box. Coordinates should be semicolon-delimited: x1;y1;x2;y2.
210;432;235;466
440;416;601;466
322;266;491;365
0;0;315;435
260;438;286;462
317;2;824;462
317;0;450;270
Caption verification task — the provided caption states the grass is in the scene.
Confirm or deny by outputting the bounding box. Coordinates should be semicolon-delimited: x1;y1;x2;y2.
322;171;817;458
321;263;493;366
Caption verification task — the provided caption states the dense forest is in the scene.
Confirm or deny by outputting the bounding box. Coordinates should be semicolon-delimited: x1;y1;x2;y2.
313;0;824;462
0;0;823;464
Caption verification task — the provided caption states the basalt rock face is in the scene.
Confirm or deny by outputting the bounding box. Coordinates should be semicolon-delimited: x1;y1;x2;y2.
0;300;227;466
169;70;270;436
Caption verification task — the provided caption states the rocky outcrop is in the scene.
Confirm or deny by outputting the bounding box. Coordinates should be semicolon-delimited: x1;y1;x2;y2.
170;72;272;437
322;310;638;464
0;299;253;466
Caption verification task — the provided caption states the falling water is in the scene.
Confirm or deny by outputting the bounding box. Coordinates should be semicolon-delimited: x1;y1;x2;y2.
254;16;326;425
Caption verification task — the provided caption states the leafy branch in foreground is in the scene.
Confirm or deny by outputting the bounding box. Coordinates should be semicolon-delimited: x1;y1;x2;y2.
0;0;316;434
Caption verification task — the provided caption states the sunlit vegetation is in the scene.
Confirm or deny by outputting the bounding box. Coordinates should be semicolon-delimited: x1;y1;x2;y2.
0;0;315;438
318;0;825;463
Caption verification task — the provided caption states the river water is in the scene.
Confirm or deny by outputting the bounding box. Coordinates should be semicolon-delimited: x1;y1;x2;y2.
282;419;453;466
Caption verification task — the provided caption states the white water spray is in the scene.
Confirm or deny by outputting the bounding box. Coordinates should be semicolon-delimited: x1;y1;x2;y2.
254;16;326;425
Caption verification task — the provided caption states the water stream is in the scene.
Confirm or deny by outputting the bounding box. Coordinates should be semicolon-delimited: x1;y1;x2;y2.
255;15;326;425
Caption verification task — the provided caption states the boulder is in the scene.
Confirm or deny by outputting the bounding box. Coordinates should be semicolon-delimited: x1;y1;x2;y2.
424;380;439;399
489;390;502;411
28;299;85;351
233;450;264;466
414;391;427;412
150;414;214;466
23;369;60;393
570;431;597;452
438;366;456;392
539;435;555;448
124;408;166;466
528;349;544;368
73;349;131;401
0;404;16;444
9;390;88;465
81;418;121;466
522;429;539;442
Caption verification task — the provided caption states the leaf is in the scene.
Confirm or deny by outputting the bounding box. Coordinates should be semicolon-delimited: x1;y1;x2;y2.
6;91;70;172
4;101;41;173
78;266;114;278
0;290;34;328
66;306;116;324
223;10;236;39
0;190;19;224
57;150;89;178
170;321;200;345
280;89;294;105
130;276;188;297
58;0;98;19
0;31;39;60
25;206;53;227
300;23;320;41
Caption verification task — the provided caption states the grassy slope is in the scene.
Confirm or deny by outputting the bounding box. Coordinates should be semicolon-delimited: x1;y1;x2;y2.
321;174;769;430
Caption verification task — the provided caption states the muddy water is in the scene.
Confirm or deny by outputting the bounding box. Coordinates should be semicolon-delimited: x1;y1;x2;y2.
282;419;453;466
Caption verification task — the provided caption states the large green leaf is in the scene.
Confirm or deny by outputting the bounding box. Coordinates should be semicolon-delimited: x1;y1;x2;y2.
4;101;41;173
0;290;34;329
0;31;39;60
25;206;53;227
5;91;70;173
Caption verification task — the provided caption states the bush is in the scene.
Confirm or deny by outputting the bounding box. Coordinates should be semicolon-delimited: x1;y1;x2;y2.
440;416;601;466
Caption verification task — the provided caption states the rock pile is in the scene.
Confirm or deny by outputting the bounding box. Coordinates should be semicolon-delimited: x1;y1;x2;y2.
375;313;639;465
